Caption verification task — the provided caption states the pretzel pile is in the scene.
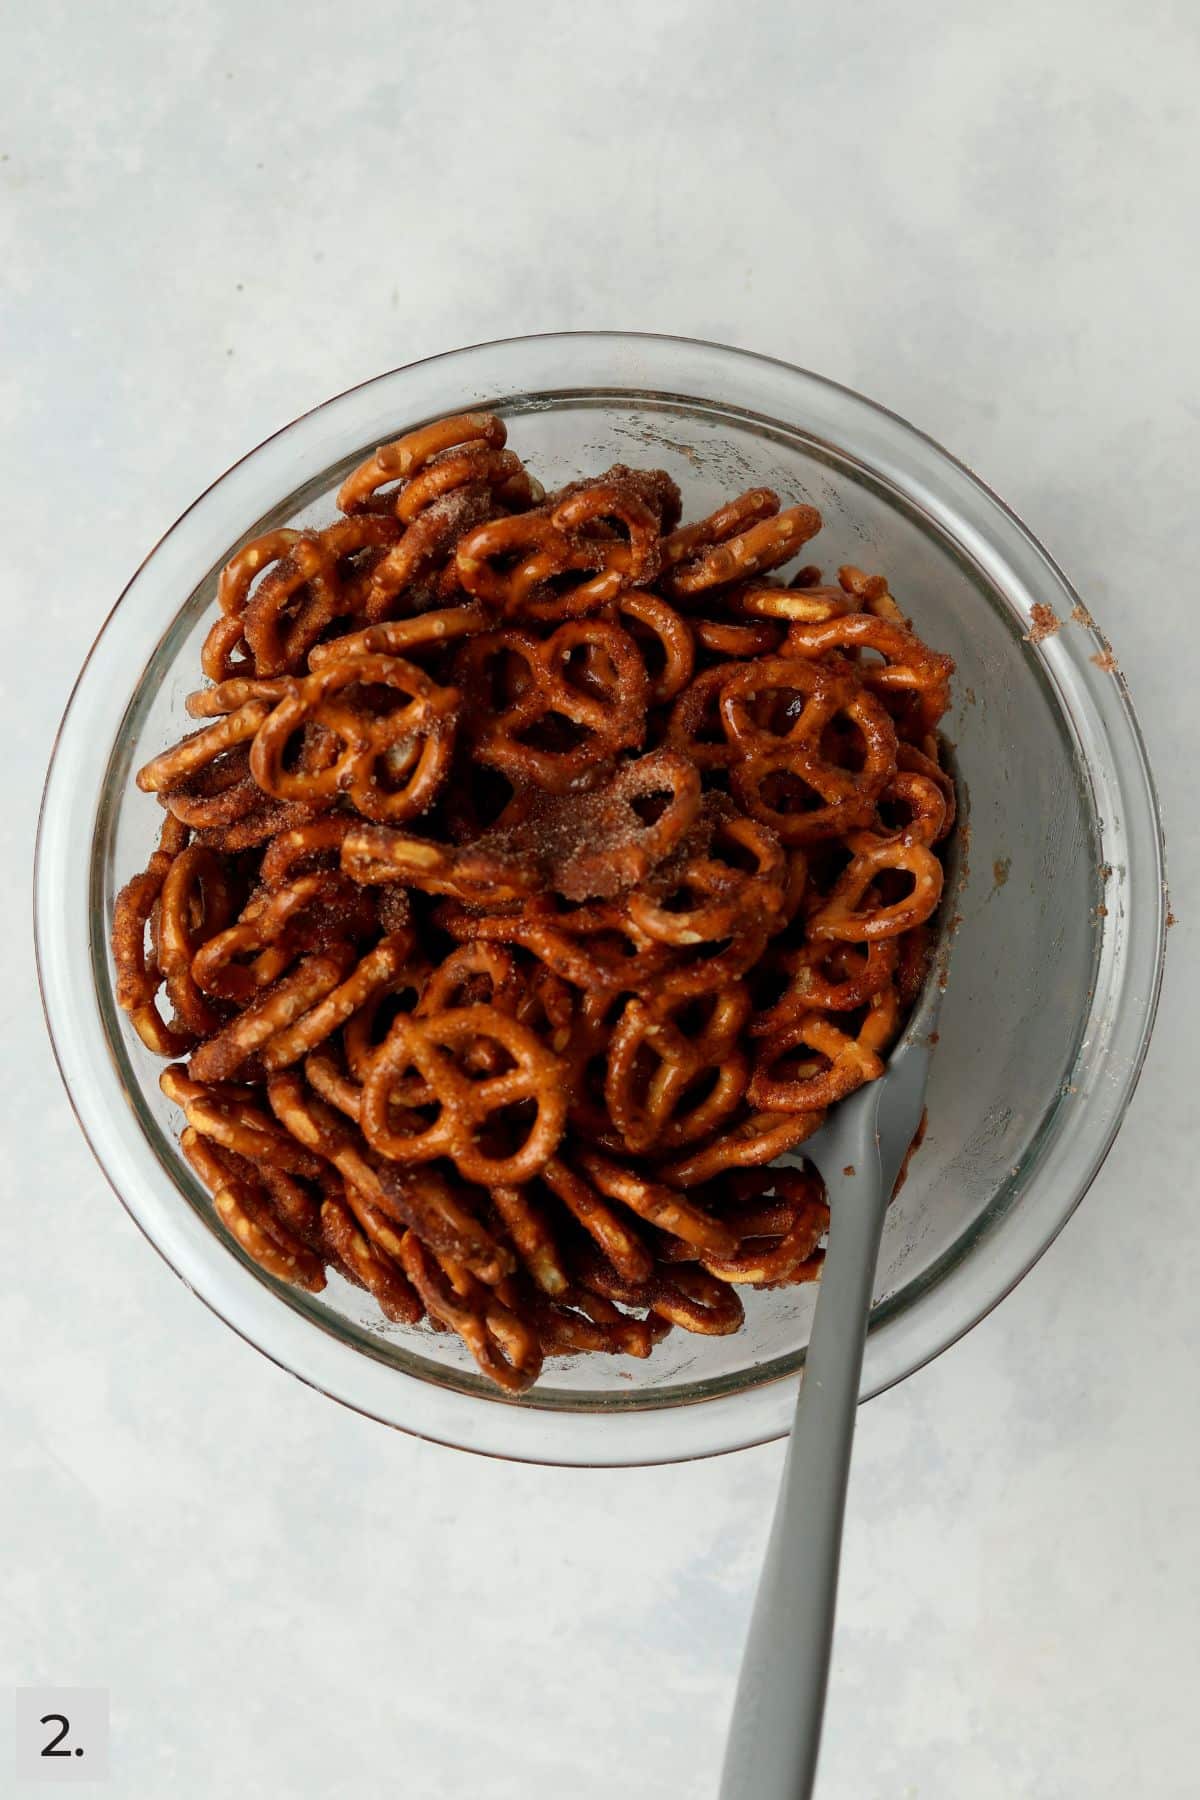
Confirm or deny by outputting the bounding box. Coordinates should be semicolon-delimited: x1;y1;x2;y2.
112;412;955;1393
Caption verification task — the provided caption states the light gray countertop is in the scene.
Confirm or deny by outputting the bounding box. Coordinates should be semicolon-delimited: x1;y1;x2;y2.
4;3;1198;1794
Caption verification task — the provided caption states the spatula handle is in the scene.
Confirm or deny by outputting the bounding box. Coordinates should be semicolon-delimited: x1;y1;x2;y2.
718;1153;889;1800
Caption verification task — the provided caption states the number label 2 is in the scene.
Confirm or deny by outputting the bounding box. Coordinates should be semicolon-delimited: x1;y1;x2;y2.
40;1713;76;1757
14;1690;108;1779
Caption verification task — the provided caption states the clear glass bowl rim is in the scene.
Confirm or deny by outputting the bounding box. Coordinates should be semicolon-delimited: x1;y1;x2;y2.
34;331;1167;1467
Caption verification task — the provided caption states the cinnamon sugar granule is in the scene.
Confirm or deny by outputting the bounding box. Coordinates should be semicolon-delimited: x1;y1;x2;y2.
1025;603;1061;643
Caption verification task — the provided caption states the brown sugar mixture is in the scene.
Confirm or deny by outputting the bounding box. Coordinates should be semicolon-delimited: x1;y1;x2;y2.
112;412;958;1392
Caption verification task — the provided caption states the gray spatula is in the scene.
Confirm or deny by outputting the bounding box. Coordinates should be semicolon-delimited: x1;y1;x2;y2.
719;880;957;1800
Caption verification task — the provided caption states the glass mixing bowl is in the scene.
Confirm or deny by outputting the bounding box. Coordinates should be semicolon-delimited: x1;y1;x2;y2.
35;333;1166;1465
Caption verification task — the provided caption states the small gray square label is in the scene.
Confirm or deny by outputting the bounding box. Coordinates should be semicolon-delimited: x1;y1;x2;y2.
13;1691;109;1783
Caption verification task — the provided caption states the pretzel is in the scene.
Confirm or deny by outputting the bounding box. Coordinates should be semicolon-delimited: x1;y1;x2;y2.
455;471;662;619
259;816;358;885
752;937;899;1034
111;815;196;1054
361;1006;568;1184
662;489;781;568
136;701;272;797
836;562;909;625
573;1148;736;1258
217;529;303;617
546;474;662;601
181;1128;327;1292
538;1154;654;1283
525;751;703;902
446;900;679;1000
455;511;588;612
393;445;529;526
666;662;746;772
156;844;238;1037
456;619;648;791
729;580;854;624
241;515;402;675
719;658;899;844
579;1252;746;1336
200;530;306;682
656;1106;826;1188
304;1043;365;1120
190;872;370;1004
604;986;750;1154
488;1183;569;1297
859;768;949;849
115;421;959;1391
306;604;486;670
340;822;540;906
260;931;417;1070
625;795;786;945
664;503;822;597
341;961;430;1083
533;1286;668;1358
896;742;957;839
783;613;953;734
412;944;574;1079
267;1069;513;1284
660;1167;828;1287
337;412;510;513
398;1233;544;1393
161;1064;326;1179
613;590;695;702
807;836;944;942
191;793;331;851
692;615;784;658
186;675;294;718
748;984;901;1111
250;654;459;822
319;1189;423;1324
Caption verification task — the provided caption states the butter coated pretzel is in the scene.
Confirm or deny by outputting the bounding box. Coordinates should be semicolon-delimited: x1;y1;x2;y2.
456;619;648;792
748;984;901;1111
337;413;510;514
361;1006;568;1184
250;653;459;823
664;500;822;597
181;1127;327;1292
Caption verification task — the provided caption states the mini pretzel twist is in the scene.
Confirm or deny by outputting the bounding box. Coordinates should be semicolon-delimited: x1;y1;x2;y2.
456;619;649;791
748;985;901;1112
241;515;403;676
181;1128;327;1293
717;658;899;844
156;844;238;1037
398;1233;544;1394
111;814;196;1054
660;1167;829;1287
604;986;751;1154
663;499;822;597
578;1251;746;1337
655;1107;826;1188
361;1006;569;1185
337;412;510;513
783;613;954;735
250;653;459;823
454;469;663;619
